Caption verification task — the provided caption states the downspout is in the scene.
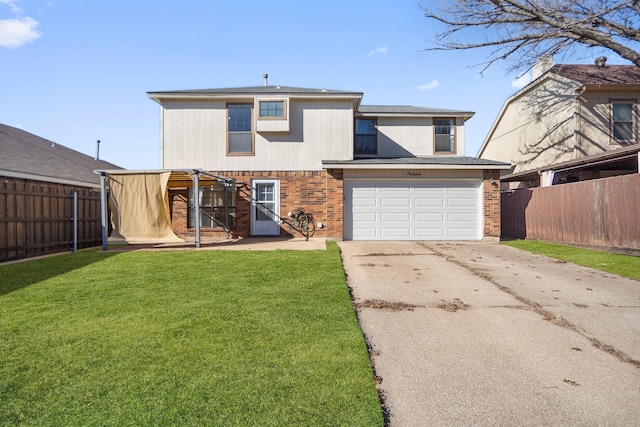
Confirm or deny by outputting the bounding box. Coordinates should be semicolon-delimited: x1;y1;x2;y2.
573;85;586;159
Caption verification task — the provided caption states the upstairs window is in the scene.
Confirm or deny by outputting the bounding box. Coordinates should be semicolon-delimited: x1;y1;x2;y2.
227;104;253;155
355;118;377;155
612;101;634;142
434;118;455;153
259;100;286;119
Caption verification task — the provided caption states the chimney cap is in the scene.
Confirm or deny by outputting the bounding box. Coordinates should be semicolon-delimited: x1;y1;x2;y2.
595;56;607;67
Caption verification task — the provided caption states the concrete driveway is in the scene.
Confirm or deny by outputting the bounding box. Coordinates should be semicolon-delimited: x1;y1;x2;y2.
338;241;640;426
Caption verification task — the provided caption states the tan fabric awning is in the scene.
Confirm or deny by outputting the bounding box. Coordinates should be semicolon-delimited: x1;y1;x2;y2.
107;171;184;244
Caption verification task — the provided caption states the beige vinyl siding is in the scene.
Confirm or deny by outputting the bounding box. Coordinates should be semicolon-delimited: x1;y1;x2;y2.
375;117;465;157
160;99;354;171
161;100;227;169
481;75;579;173
579;89;639;152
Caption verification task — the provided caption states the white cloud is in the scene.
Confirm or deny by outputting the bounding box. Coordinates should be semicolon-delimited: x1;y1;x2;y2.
511;73;532;89
417;80;440;90
0;0;23;14
0;17;41;48
368;45;388;57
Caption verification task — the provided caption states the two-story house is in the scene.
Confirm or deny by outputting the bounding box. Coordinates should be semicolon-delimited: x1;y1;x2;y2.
478;58;640;187
141;83;509;242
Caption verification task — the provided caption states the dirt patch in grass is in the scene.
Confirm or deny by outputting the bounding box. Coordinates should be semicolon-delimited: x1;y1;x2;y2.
355;299;424;311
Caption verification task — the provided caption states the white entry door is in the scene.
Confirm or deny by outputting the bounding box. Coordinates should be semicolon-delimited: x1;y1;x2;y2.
251;180;280;236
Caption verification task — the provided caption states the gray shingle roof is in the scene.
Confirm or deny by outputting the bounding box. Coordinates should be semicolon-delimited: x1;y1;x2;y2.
0;124;122;186
323;156;510;167
358;105;474;117
148;86;363;97
551;64;640;85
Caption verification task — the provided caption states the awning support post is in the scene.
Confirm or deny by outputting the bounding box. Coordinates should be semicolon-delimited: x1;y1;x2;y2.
100;173;108;251
192;171;201;248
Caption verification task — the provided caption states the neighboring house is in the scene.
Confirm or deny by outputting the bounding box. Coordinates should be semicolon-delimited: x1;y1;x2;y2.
0;124;121;261
478;58;640;187
146;84;509;242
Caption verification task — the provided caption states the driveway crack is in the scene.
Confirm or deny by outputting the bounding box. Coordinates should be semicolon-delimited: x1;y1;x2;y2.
421;243;640;369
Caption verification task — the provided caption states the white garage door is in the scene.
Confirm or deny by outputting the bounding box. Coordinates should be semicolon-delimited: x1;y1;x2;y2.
344;180;481;240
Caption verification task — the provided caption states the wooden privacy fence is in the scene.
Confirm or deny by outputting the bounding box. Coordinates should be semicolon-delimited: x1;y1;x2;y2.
501;173;640;250
0;178;102;262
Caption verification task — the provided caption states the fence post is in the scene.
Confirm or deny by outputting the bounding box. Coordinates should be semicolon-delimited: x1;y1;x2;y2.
72;190;78;253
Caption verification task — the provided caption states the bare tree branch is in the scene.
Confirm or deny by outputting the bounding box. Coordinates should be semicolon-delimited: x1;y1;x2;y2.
422;0;640;71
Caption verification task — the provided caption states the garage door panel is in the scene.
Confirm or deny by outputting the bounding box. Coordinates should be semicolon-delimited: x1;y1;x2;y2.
381;197;411;207
380;227;412;238
353;212;378;222
448;212;477;221
415;212;445;222
448;227;479;237
448;198;477;207
352;197;378;207
415;197;445;207
381;212;411;222
414;228;446;238
345;180;480;241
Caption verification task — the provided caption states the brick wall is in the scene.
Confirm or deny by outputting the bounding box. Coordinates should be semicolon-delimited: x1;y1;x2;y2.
169;170;344;240
169;169;502;241
483;169;501;238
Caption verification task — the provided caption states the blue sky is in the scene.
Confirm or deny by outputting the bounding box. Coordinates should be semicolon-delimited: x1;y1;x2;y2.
0;0;627;169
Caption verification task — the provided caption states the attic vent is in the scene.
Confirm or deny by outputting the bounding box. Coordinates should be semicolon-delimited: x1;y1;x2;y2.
595;56;607;67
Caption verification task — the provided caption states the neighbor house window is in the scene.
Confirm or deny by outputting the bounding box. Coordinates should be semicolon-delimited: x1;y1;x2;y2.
355;118;377;155
188;185;236;229
434;118;455;153
227;104;253;155
611;101;634;142
259;100;286;118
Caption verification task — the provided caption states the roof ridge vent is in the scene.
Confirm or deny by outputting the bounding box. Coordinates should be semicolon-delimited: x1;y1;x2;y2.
595;56;607;67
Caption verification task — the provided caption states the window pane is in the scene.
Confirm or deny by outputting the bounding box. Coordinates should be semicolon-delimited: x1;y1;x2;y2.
356;119;376;135
256;203;275;221
355;119;376;154
434;118;454;135
613;103;632;122
355;135;376;153
260;101;284;117
434;118;455;153
614;122;633;140
228;105;252;131
435;135;454;152
228;133;252;153
188;185;236;229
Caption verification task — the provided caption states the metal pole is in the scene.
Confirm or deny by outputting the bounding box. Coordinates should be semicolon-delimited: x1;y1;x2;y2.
100;173;108;250
72;191;78;253
193;171;201;248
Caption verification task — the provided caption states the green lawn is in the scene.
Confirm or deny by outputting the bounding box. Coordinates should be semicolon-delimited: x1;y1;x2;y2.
0;243;383;426
503;240;640;281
